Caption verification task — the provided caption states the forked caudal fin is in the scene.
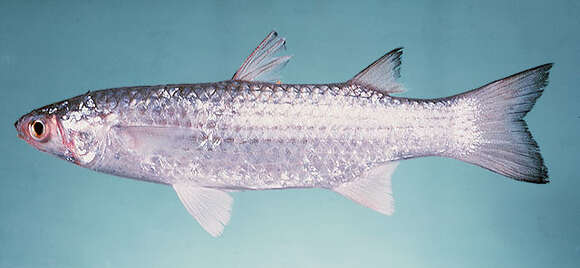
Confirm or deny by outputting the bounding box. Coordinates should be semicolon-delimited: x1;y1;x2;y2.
452;64;553;184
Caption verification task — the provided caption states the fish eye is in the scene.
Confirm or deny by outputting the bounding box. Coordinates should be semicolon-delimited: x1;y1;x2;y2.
29;119;48;141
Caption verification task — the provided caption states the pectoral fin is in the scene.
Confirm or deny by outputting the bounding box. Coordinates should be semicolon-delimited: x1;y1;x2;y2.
173;184;233;237
334;162;399;215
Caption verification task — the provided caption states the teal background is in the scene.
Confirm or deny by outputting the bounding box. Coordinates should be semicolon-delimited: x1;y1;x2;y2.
1;0;579;267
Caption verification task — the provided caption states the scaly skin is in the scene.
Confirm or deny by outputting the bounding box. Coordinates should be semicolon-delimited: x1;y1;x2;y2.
23;80;478;190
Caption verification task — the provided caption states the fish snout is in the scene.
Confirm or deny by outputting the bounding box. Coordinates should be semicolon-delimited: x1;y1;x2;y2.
14;115;32;140
14;117;23;137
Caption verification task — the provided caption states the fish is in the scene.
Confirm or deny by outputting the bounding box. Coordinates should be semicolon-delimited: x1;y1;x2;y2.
15;31;552;237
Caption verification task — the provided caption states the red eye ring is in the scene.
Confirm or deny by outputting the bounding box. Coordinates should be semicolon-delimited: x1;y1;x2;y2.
29;119;48;141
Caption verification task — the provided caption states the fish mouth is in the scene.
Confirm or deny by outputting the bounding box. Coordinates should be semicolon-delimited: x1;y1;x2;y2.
14;117;25;140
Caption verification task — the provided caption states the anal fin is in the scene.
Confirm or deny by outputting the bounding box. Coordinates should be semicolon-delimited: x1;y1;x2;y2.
173;184;233;237
333;162;399;215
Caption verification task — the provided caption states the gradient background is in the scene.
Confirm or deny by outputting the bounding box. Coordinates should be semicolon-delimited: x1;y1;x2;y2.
1;0;579;267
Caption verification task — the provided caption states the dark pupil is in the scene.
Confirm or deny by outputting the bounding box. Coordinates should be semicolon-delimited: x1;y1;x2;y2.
33;121;44;136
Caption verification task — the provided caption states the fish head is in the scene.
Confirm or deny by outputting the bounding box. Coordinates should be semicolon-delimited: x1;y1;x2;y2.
15;107;79;164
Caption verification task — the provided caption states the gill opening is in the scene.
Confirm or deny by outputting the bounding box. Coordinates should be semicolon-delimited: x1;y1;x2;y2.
52;115;80;165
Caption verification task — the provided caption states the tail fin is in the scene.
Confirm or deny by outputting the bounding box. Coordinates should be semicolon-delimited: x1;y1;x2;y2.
454;64;552;183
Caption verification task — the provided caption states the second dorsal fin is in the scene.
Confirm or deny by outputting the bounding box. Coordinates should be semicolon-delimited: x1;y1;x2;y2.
348;47;404;94
232;31;292;82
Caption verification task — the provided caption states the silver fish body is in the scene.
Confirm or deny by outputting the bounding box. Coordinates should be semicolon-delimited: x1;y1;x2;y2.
52;81;470;189
15;32;551;236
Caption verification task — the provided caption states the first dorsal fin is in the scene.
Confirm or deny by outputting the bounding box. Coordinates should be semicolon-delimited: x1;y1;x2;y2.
348;47;404;94
232;31;292;82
